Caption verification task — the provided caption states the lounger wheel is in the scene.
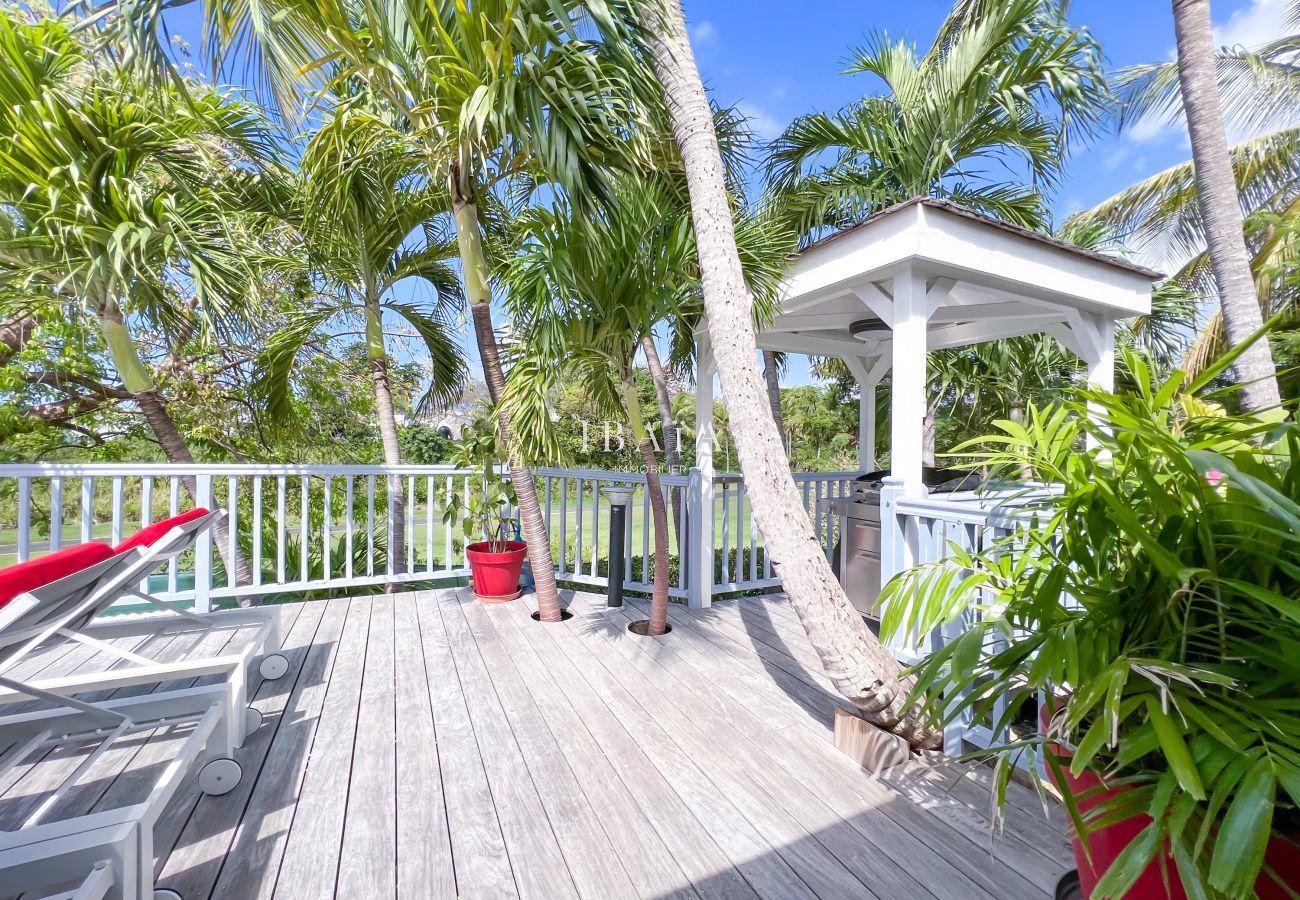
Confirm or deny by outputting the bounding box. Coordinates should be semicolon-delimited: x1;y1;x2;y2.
259;653;289;680
198;758;242;796
155;889;183;900
244;706;264;735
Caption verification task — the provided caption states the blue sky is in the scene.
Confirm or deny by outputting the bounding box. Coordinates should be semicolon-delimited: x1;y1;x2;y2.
163;0;1289;391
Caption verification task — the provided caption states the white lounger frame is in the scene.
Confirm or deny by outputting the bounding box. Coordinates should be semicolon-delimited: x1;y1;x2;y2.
0;510;287;746
0;510;285;899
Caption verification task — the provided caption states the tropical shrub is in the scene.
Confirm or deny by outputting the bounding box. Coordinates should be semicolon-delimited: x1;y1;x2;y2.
880;349;1300;897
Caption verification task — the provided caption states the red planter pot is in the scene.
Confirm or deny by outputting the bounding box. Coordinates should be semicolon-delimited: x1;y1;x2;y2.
1043;707;1299;898
466;541;527;603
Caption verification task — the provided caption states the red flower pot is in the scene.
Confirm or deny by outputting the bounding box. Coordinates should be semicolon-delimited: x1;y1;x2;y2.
1042;706;1299;898
466;540;527;603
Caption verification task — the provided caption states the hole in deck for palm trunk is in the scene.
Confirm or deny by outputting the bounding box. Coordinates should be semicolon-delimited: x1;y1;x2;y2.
627;620;671;637
531;609;574;622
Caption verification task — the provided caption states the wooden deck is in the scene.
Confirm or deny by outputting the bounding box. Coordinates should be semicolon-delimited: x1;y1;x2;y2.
1;589;1074;899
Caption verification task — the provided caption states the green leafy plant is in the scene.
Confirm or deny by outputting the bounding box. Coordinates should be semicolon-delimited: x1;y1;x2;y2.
880;347;1300;898
442;416;516;552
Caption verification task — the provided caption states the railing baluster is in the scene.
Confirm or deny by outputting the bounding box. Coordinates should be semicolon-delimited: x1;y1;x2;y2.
170;477;181;594
110;476;124;548
252;475;263;587
590;478;600;578
720;481;730;585
276;475;287;584
345;476;355;581
748;484;758;584
574;477;584;576
407;474;416;574
17;477;31;562
80;477;93;545
367;475;375;577
224;476;235;592
443;475;453;570
49;476;63;554
300;476;309;583
558;477;568;575
426;475;434;573
322;476;332;583
637;482;646;583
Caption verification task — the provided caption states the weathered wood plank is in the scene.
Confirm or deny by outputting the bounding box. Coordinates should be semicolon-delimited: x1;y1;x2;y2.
338;595;398;898
272;597;372;899
394;595;455;900
413;591;518;900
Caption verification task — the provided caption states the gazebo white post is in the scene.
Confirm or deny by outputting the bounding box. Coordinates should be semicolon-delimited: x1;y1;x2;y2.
687;330;716;609
889;264;930;494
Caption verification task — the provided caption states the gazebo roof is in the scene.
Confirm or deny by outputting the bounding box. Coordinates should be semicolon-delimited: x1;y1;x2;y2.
758;198;1162;359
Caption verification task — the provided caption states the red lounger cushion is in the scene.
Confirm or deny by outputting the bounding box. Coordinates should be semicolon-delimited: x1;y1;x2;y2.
0;542;116;609
114;507;211;554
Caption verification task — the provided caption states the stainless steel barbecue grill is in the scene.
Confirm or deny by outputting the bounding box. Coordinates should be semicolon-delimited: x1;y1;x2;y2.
830;468;981;619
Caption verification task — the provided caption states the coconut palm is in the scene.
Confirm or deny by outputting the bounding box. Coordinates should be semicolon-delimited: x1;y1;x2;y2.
0;10;275;589
1167;0;1281;410
768;0;1108;237
762;350;786;446
257;104;467;579
639;0;943;746
104;0;660;622
1071;15;1300;392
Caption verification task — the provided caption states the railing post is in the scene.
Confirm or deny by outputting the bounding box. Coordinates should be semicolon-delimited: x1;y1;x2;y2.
877;475;913;659
194;473;213;613
686;466;713;609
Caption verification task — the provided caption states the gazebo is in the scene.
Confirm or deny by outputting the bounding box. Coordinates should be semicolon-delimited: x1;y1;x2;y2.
688;198;1160;606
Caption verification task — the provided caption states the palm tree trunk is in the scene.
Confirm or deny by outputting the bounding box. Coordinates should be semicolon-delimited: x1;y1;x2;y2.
761;349;785;449
1172;0;1281;412
365;298;407;588
640;335;683;537
450;182;563;623
622;377;670;635
98;299;255;601
642;0;939;748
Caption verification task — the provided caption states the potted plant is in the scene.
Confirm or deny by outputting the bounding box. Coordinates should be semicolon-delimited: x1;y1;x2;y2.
444;417;527;603
880;351;1299;899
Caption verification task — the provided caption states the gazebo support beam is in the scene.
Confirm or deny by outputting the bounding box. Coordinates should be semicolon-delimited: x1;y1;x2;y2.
1048;311;1115;451
845;356;890;472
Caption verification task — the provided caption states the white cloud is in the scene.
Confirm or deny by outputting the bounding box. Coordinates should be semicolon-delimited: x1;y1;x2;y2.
1213;0;1289;50
736;101;784;141
689;19;718;48
1121;0;1290;146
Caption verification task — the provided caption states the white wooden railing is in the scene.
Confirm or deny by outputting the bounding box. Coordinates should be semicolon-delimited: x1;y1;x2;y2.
878;477;1054;759
0;463;855;611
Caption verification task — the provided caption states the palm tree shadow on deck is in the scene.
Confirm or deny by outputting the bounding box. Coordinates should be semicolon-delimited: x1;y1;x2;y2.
716;594;854;728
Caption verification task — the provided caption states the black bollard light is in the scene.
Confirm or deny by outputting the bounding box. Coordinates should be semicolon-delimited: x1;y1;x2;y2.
603;485;634;609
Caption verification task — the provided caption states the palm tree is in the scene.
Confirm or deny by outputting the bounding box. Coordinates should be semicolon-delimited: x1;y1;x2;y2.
639;334;684;534
502;182;693;635
639;0;940;747
108;0;659;622
1167;0;1281;411
768;0;1108;236
1072;14;1300;390
258;105;467;579
0;10;272;588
